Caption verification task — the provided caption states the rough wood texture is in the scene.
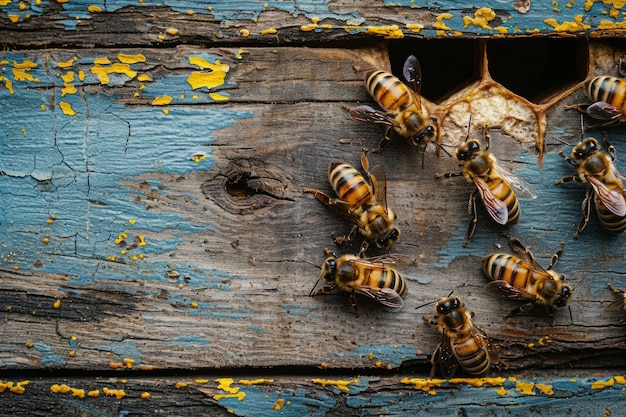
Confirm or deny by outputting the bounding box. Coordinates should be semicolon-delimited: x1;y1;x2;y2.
2;1;626;415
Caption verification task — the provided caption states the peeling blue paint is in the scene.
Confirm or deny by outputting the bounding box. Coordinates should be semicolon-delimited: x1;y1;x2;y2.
33;343;66;367
0;52;253;287
97;340;142;364
172;335;211;346
353;345;424;367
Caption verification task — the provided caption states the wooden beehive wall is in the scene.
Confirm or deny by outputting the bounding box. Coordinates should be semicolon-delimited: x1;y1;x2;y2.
2;1;626;415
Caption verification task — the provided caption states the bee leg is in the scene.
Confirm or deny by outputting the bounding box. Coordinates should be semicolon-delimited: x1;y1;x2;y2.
554;175;579;186
349;290;360;318
434;171;462;180
601;133;617;161
464;189;479;247
564;103;590;114
310;285;337;297
373;128;394;153
358;240;370;257
422;315;437;325
303;188;332;206
548;242;566;270
608;283;625;295
574;188;593;239
504;301;536;318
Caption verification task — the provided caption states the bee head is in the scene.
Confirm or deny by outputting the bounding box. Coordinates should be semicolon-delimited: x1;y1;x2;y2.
320;257;337;285
572;138;598;160
554;284;573;308
456;139;480;161
435;296;463;314
375;227;400;250
409;124;437;147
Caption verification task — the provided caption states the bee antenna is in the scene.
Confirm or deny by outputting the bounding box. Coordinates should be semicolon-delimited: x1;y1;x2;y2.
464;114;473;142
571;273;587;291
309;278;321;297
579;113;585;140
447;276;463;297
297;257;321;270
554;137;572;146
434;141;453;157
415;299;437;310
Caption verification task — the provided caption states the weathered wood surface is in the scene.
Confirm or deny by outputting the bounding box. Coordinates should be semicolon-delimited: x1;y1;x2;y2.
3;1;626;415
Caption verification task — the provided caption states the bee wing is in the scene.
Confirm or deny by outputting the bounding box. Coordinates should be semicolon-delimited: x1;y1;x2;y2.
436;336;458;379
348;105;400;128
368;164;390;215
494;164;537;200
483;280;536;301
355;286;404;308
587;176;626;217
357;254;415;269
325;198;368;229
402;55;423;103
473;179;509;225
587;101;622;121
605;298;626;315
467;320;500;365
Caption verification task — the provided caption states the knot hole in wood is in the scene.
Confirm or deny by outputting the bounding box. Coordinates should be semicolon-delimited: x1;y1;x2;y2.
201;158;294;215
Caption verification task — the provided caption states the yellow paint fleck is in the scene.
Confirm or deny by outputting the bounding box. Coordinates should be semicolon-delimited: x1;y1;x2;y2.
515;380;536;395
41;104;46;111
26;342;33;348
141;392;151;399
614;375;626;384
53;299;61;309
103;387;126;399
8;15;20;23
592;378;615;390
91;62;137;84
496;386;507;396
240;28;250;37
311;378;357;392
61;83;77;97
261;28;277;35
162;109;169;115
234;49;247;59
94;57;111;65
151;95;173;106
535;383;554;395
69;350;76;357
21;128;26;136
527;343;535;348
157;34;166;41
87;390;100;397
166;27;179;35
117;53;146;64
88;5;102;12
238;379;274;386
209;92;229;101
544;15;591;32
186;9;194;15
71;388;85;398
273;398;285;410
50;384;71;394
406;23;424;33
129;219;136;224
137;74;151;82
463;7;496;29
138;236;147;246
57;57;77;68
434;13;453;30
175;382;188;389
365;25;404;39
59;102;76;116
123;358;135;368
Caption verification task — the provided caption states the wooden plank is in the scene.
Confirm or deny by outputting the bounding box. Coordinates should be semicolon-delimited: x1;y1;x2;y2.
1;373;625;416
3;0;626;47
2;42;626;376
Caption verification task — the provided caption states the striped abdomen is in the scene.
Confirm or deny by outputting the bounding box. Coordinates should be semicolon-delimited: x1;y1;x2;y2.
587;76;626;112
360;266;408;296
486;176;520;226
481;254;537;289
328;162;373;208
595;186;626;233
366;70;415;113
452;325;491;376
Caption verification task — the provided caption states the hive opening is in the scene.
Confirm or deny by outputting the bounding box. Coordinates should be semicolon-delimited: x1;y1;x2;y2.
389;39;482;104
487;37;588;104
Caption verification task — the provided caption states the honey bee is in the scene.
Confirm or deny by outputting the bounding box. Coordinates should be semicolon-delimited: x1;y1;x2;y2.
348;55;444;155
482;234;572;318
605;284;626;317
310;252;410;316
303;151;399;252
424;296;501;378
435;128;537;246
555;135;626;238
567;76;626;130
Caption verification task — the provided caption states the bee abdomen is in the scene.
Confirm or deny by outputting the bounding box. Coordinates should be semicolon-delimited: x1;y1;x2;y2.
587;76;626;111
365;269;408;296
455;336;490;376
366;70;412;112
596;204;626;233
490;179;520;225
482;254;531;289
329;163;372;206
